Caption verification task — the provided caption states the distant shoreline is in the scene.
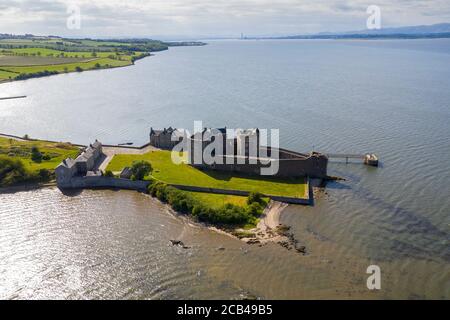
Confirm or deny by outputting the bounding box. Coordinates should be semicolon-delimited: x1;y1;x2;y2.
244;33;450;41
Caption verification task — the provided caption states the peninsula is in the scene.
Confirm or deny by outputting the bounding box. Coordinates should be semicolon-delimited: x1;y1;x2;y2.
0;34;205;83
0;126;376;249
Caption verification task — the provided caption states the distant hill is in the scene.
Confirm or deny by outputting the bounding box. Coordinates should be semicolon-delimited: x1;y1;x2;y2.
266;23;450;40
335;23;450;35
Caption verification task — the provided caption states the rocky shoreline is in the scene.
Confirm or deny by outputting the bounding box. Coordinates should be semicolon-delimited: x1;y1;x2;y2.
165;198;313;255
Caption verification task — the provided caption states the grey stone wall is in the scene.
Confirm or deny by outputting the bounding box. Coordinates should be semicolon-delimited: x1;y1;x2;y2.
58;178;311;205
169;183;311;205
188;141;328;179
192;154;328;179
59;176;150;191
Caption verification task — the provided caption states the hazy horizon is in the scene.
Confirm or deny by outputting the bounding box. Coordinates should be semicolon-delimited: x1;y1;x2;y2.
1;1;450;39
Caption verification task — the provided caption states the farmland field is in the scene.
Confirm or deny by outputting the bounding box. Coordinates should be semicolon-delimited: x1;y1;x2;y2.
0;55;89;66
0;35;204;81
0;37;160;81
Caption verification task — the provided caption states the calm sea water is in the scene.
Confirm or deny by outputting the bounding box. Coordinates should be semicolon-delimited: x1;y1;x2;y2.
0;39;449;299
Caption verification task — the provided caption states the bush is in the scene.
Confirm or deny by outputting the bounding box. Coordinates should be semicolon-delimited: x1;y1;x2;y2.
246;202;264;217
31;146;43;163
0;156;30;187
247;192;264;205
104;170;114;177
130;160;152;180
147;182;255;226
75;66;83;72
16;70;58;80
37;168;52;182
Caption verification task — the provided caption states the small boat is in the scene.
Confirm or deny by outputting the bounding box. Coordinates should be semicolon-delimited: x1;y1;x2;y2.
118;142;133;146
364;153;379;167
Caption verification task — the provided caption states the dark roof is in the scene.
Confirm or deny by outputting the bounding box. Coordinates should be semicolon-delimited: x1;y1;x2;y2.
151;127;179;137
91;140;102;149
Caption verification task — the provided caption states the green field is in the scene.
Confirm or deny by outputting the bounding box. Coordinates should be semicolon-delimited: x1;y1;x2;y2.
0;55;88;66
3;57;130;74
107;150;307;198
186;191;249;208
0;137;79;172
0;69;17;80
4;47;139;59
0;37;168;52
0;49;139;81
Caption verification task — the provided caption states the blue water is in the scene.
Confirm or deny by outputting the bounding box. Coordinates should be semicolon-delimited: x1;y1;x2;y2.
1;39;449;298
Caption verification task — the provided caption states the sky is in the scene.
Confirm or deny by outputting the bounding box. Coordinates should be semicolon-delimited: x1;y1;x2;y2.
1;0;449;39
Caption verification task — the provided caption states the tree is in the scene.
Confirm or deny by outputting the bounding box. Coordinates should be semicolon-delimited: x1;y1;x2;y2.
130;160;152;180
38;168;51;181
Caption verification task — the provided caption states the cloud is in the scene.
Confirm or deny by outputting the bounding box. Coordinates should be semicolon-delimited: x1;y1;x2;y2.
0;0;449;37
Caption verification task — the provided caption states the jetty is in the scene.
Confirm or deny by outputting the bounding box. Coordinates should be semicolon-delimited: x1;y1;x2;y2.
0;95;27;101
326;153;379;167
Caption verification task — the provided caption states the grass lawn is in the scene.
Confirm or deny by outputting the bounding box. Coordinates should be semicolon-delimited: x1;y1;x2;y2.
107;150;308;198
0;69;17;81
186;191;249;209
0;137;79;172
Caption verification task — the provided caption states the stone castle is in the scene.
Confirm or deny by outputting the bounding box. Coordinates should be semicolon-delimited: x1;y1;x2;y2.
149;127;183;149
150;127;328;178
55;140;103;187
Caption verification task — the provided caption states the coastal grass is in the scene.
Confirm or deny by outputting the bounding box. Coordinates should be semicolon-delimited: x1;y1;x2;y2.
106;150;307;198
0;69;17;81
0;137;79;173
